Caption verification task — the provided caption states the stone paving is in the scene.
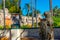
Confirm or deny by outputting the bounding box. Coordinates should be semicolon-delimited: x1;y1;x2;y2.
0;28;60;40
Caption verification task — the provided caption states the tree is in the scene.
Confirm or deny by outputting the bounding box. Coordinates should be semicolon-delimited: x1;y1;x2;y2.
49;0;53;16
35;10;40;27
26;10;40;17
49;0;54;40
52;16;60;27
25;4;30;17
18;0;22;15
0;4;2;9
3;0;5;29
53;6;60;17
25;3;30;24
53;6;58;16
53;6;60;27
0;0;2;9
34;10;40;17
26;9;40;27
0;0;3;9
5;0;10;8
5;0;22;15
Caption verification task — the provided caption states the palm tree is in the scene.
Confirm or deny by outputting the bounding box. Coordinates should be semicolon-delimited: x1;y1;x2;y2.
34;10;40;27
36;10;40;27
1;0;6;37
18;0;21;9
53;6;60;17
49;0;53;16
17;0;22;27
25;4;30;17
49;0;54;40
31;0;34;27
53;6;58;16
3;0;5;29
25;4;30;24
35;0;38;27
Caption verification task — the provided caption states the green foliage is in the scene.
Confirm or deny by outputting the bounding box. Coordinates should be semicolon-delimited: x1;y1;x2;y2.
20;23;38;29
53;6;60;16
9;6;16;13
0;25;3;29
21;25;29;28
9;6;20;13
26;10;40;17
5;0;22;14
0;24;11;29
26;12;32;16
13;0;18;3
25;4;30;11
0;4;2;9
52;6;60;27
34;10;40;17
5;25;11;29
34;23;37;27
5;0;11;8
52;16;60;27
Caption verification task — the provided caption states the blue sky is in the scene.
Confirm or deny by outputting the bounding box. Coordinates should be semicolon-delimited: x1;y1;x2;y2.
0;0;60;15
21;0;60;15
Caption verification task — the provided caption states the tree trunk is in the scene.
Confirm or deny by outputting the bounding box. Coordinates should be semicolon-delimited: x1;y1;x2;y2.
49;0;53;16
27;10;29;24
49;0;54;39
31;0;34;27
32;8;34;27
35;0;38;27
3;0;5;29
18;0;21;26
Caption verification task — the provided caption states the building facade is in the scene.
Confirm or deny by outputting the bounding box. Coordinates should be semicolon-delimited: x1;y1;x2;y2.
0;8;41;28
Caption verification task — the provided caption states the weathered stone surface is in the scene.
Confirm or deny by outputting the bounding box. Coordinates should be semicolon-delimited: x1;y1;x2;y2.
0;28;60;40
